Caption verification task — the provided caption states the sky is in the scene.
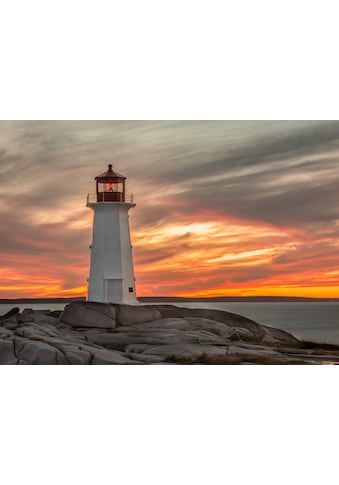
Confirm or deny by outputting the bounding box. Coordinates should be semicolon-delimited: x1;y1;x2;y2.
0;120;339;299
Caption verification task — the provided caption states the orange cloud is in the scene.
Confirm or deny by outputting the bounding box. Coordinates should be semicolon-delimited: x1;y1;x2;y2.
131;214;339;298
1;206;339;299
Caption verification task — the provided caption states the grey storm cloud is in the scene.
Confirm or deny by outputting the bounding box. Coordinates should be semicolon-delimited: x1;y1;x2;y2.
173;160;339;226
1;119;339;248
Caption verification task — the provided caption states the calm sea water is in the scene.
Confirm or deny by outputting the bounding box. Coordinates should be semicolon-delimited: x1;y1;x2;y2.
1;301;338;344
172;302;339;344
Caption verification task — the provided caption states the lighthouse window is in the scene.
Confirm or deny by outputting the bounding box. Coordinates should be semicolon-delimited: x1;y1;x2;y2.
129;287;134;292
99;182;125;192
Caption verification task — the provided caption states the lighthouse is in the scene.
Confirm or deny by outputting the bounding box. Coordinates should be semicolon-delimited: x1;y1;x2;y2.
87;164;138;304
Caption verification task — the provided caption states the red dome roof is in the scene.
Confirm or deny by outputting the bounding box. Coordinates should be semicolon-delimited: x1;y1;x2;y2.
95;164;126;181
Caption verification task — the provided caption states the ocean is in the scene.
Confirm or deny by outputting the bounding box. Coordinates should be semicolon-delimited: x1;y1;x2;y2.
1;301;339;345
173;301;339;345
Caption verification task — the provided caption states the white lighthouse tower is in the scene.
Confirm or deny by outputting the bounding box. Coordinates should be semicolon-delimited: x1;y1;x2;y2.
87;164;138;304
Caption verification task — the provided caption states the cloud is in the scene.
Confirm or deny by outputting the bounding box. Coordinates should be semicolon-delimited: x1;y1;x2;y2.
1;120;339;297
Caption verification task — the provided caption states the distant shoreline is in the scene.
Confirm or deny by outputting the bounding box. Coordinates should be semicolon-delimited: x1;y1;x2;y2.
0;296;338;304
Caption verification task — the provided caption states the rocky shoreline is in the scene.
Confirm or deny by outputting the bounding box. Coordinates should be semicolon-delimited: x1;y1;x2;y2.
1;301;338;364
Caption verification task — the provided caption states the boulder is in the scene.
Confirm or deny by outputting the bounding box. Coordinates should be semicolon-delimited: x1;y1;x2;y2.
128;342;302;364
2;316;19;329
14;338;65;365
3;323;18;331
15;322;64;339
0;327;14;338
21;308;34;317
115;304;161;326
128;343;230;358
60;301;116;329
50;310;63;319
19;313;59;325
90;348;142;365
261;325;300;345
21;308;52;316
87;324;225;349
0;339;18;364
125;352;166;363
133;317;256;341
0;307;20;320
150;305;265;337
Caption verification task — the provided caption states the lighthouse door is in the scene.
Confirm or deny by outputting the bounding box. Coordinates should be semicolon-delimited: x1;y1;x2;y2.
105;278;123;304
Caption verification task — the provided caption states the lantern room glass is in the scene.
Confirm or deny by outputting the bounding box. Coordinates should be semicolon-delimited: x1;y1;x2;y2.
96;180;125;202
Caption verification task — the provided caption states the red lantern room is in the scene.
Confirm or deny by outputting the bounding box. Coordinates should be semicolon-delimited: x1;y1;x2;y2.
95;164;126;202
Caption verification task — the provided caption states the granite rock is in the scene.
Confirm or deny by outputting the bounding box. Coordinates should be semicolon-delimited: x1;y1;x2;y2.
0;339;18;365
0;304;337;364
19;313;60;325
115;304;161;326
60;301;116;329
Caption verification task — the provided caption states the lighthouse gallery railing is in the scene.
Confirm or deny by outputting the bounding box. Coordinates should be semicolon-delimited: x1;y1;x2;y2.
87;193;134;204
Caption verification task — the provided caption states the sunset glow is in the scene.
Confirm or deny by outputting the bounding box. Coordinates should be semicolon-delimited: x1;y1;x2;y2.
132;216;339;298
0;120;339;299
